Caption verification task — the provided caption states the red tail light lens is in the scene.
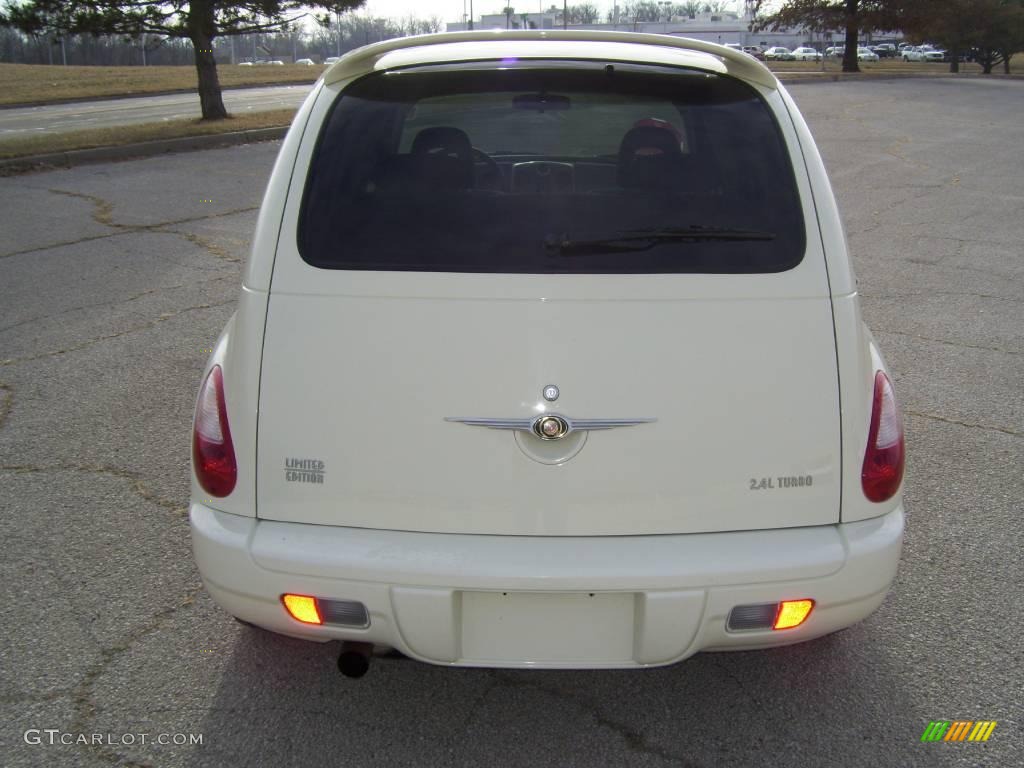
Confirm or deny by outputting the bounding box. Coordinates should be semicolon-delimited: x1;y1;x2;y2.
861;371;904;502
192;365;237;497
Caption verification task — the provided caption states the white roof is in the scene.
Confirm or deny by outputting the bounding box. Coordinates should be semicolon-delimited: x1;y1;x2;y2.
322;30;778;90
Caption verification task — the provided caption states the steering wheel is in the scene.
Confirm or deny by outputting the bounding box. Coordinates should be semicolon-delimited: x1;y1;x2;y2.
471;147;503;191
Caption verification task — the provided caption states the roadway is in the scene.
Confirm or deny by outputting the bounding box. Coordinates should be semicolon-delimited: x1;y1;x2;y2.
0;84;311;136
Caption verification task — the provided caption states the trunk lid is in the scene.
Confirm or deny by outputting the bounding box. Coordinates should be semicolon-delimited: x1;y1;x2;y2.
256;273;840;535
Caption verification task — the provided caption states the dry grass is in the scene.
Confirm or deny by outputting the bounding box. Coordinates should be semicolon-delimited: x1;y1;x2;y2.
0;107;296;160
0;62;320;106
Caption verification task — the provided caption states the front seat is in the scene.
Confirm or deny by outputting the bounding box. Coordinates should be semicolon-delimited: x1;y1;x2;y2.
410;126;475;190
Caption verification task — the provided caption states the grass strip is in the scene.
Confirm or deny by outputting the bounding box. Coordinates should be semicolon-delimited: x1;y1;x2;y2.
0;62;320;106
0;108;297;159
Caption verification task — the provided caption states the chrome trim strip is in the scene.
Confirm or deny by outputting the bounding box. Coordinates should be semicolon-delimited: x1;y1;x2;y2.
443;417;535;430
445;414;656;437
569;417;657;430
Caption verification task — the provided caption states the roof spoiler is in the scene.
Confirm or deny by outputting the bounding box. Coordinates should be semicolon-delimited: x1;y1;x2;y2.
322;30;778;90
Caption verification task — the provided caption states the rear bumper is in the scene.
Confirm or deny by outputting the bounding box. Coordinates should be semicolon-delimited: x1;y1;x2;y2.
191;504;904;668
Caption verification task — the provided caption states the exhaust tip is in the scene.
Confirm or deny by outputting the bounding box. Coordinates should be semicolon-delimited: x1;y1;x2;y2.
338;641;373;678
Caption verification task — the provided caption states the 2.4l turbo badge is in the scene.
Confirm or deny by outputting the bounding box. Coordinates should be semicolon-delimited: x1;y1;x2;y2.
285;458;325;484
749;475;813;491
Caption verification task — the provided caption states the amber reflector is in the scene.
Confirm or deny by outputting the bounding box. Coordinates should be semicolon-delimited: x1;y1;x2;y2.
773;599;814;630
282;594;322;625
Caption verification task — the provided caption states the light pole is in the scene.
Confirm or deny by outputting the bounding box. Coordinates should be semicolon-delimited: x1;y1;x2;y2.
563;0;567;29
469;0;474;30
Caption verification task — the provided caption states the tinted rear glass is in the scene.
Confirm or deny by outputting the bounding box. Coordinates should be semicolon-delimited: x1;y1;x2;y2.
299;63;806;273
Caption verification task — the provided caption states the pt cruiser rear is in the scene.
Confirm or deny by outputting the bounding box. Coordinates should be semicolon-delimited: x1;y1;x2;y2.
191;31;905;672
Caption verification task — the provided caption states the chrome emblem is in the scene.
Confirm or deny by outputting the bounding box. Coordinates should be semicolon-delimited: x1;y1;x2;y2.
542;384;560;402
445;413;656;438
534;415;569;440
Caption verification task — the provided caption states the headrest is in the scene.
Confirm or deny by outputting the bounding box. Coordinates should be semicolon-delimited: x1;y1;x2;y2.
411;126;473;159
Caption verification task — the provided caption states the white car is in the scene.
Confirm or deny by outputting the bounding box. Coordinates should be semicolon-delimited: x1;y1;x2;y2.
324;56;341;66
763;46;794;61
903;46;944;62
191;31;906;676
857;47;880;62
295;58;315;66
792;47;823;61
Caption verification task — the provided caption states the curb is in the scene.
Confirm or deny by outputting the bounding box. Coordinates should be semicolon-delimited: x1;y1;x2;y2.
0;125;288;175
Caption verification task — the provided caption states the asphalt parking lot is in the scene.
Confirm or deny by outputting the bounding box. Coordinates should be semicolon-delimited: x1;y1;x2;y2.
1;78;1021;767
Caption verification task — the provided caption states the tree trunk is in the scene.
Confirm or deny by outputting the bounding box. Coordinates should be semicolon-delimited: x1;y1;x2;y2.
949;46;959;74
842;0;860;74
980;49;994;74
1003;51;1011;74
191;32;227;119
188;1;227;120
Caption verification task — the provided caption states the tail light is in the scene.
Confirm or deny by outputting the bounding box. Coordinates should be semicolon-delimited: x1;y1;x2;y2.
192;365;237;497
282;594;322;625
774;599;815;630
861;371;904;502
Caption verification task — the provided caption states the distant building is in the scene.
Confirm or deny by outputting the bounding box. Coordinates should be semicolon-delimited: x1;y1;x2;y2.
446;8;891;51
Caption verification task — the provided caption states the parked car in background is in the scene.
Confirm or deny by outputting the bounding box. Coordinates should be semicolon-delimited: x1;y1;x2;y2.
764;46;795;61
792;47;823;61
295;58;315;66
191;30;906;676
742;45;765;60
857;47;879;62
238;61;253;66
873;44;897;58
825;45;844;57
324;56;341;65
903;46;944;62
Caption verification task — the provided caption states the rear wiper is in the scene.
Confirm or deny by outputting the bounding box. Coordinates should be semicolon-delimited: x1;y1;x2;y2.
545;226;776;256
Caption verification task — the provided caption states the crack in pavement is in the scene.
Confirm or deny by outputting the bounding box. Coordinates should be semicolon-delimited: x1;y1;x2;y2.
0;196;258;261
871;328;1021;357
712;659;771;720
446;676;504;751
1;460;195;766
904;410;1022;438
69;585;203;768
883;135;932;173
0;463;188;516
160;227;243;264
0;298;235;367
0;275;236;336
0;382;11;431
47;188;116;227
487;670;699;767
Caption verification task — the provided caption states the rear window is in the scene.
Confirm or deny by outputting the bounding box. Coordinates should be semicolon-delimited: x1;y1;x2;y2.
299;63;806;273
